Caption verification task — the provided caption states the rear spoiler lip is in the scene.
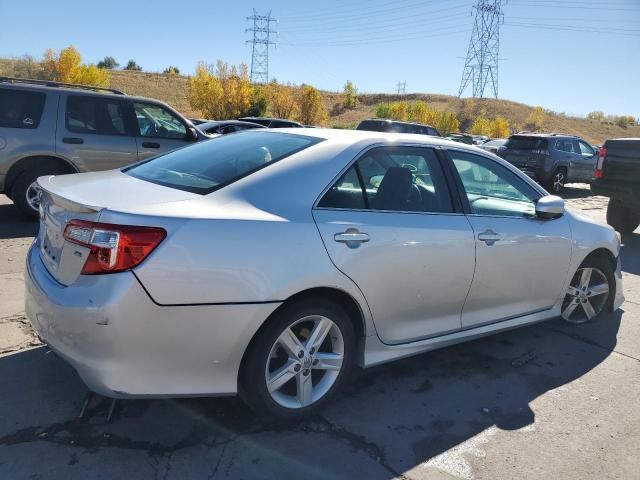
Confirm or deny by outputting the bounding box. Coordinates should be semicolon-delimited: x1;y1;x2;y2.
37;176;104;214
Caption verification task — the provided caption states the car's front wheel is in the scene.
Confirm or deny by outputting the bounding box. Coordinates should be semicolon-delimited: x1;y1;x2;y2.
239;298;355;420
561;256;614;323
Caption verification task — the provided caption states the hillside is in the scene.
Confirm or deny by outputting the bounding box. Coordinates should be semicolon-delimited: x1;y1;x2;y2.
2;60;638;144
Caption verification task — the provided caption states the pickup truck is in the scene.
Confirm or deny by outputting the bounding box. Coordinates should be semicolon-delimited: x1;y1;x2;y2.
591;138;640;234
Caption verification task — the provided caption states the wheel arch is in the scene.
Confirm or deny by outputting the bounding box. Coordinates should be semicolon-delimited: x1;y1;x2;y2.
5;155;78;195
239;286;368;375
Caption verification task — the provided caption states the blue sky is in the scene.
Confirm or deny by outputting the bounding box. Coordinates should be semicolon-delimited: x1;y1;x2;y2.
1;0;639;116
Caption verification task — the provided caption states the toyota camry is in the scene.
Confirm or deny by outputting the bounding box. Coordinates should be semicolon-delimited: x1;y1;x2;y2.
25;129;624;419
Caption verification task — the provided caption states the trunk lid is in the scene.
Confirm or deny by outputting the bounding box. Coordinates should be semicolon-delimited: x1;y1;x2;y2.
36;169;199;285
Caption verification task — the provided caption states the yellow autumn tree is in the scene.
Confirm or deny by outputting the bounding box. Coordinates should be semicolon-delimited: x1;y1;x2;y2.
470;116;492;135
408;101;437;126
489;117;510;138
50;46;110;87
525;106;546;131
388;101;409;121
267;82;298;119
188;62;224;119
433;111;460;135
188;61;255;119
297;85;327;125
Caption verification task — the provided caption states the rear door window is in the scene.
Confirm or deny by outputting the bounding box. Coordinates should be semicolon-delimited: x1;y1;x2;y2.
66;96;127;135
125;131;322;194
0;89;46;129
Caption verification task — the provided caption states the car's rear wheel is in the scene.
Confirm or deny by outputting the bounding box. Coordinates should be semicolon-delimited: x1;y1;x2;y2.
606;199;640;234
12;167;66;220
561;256;614;324
239;298;355;420
546;168;566;194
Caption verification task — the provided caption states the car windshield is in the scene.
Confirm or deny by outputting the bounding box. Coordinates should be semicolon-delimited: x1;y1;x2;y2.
124;131;323;194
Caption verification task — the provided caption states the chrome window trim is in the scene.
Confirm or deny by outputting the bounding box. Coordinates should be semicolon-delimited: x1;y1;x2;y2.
312;141;455;214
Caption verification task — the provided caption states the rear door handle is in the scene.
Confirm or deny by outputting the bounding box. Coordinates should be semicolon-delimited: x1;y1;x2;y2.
62;137;83;144
477;229;500;246
142;142;160;148
334;228;370;248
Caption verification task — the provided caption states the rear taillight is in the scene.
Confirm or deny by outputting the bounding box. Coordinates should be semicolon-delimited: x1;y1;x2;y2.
63;220;166;274
594;147;607;178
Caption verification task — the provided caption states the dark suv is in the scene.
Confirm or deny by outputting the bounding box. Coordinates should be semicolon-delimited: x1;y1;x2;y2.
498;133;596;193
356;119;441;137
0;77;205;218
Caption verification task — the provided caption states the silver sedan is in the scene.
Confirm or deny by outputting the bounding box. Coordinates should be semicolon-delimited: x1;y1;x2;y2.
26;129;624;419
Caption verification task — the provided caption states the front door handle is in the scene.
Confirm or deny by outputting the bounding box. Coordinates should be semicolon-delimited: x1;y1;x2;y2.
62;137;84;144
477;229;500;246
142;142;161;148
334;228;370;248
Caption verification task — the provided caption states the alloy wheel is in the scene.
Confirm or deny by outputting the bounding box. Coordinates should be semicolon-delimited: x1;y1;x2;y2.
265;315;344;409
25;181;42;212
553;171;565;193
561;267;610;323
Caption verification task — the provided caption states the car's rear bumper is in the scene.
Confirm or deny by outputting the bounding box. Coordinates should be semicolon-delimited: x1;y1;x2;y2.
25;243;280;398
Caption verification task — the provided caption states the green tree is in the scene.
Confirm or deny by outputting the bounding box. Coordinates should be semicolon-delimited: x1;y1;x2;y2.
97;56;119;69
247;86;269;117
163;66;180;75
587;111;604;122
343;80;358;109
433;111;460;135
124;60;142;71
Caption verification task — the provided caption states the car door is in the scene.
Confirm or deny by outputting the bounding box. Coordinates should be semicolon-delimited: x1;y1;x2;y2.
576;140;597;181
57;94;138;171
313;145;476;344
132;101;193;160
447;149;572;328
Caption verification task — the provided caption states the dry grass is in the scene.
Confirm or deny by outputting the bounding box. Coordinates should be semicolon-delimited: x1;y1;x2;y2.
1;60;638;144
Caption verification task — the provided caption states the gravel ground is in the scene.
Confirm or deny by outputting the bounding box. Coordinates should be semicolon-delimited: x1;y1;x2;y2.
0;185;638;480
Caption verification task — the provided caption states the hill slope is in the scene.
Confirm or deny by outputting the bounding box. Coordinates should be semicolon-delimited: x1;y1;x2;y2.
1;61;638;144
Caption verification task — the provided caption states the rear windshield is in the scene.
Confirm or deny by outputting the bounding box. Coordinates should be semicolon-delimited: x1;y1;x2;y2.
124;131;323;194
0;89;46;129
357;120;390;132
505;136;548;150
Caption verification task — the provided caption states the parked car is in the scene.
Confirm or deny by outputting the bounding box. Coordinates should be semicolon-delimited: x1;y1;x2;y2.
0;77;206;218
472;135;489;145
498;133;596;194
591;138;640;234
480;138;507;154
238;117;304;128
356;119;441;137
197;120;266;135
445;132;474;145
26;130;624;419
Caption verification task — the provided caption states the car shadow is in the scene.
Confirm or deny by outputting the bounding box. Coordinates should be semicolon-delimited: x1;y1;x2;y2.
561;185;592;199
0;202;38;239
0;308;623;479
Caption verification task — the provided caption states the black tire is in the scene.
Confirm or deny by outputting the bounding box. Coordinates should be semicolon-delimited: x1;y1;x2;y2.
239;298;355;420
546;168;566;195
606;198;640;234
563;255;615;323
11;168;55;220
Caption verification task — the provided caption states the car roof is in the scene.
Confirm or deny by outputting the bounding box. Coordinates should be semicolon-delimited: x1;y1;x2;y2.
0;79;177;107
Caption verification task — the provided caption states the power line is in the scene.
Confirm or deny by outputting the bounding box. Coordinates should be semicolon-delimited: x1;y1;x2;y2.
246;9;277;84
459;0;504;99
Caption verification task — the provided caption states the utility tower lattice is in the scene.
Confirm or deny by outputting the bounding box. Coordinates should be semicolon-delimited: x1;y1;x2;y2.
458;0;504;99
396;81;407;94
246;10;277;84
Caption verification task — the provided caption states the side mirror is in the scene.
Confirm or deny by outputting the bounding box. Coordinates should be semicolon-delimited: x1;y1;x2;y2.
187;126;199;141
536;195;564;219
